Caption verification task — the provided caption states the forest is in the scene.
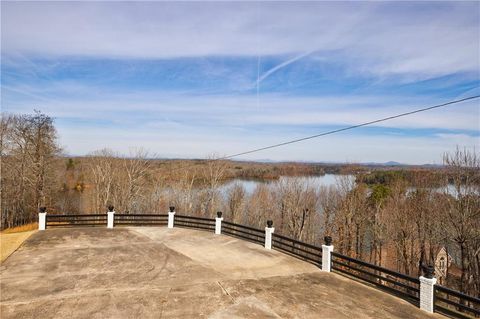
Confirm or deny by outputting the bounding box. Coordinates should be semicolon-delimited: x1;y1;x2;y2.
1;111;479;298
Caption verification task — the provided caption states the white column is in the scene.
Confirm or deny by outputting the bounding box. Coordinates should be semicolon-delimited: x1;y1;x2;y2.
420;276;437;313
107;211;115;229
322;236;333;272
168;211;175;229
215;217;223;235
322;244;334;272
38;212;46;230
265;226;274;250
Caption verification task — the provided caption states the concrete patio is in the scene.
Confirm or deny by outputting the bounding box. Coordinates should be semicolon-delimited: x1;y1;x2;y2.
0;227;443;318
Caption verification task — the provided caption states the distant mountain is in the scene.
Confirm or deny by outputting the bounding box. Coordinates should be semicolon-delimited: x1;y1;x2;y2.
240;159;442;167
383;161;404;166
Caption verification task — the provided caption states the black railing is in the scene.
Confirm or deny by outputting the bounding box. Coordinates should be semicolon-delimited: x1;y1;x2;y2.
46;214;107;227
435;285;480;318
222;221;265;245
174;214;216;232
272;233;322;267
114;214;168;226
331;252;420;304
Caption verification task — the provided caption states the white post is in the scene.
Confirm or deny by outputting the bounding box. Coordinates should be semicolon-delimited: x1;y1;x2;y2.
38;207;46;230
265;220;274;250
168;206;175;229
322;236;333;272
419;266;436;313
215;211;223;235
107;206;115;229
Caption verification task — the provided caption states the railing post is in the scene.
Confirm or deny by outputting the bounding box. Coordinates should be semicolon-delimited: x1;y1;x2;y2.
168;206;175;229
107;205;115;229
419;265;436;313
265;220;274;250
322;236;333;272
215;211;223;235
38;207;47;230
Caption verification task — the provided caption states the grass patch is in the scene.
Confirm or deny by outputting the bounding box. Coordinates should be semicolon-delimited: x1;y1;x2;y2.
2;223;38;234
0;230;36;262
1;224;38;262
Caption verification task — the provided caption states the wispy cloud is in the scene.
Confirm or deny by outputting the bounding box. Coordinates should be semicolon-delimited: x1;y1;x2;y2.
4;80;478;131
2;2;479;78
1;1;479;163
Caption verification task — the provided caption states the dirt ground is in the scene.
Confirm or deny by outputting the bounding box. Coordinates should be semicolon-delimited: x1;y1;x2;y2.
0;231;36;262
0;227;443;318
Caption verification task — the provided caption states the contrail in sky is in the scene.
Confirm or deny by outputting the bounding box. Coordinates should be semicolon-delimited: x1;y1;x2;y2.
256;50;315;85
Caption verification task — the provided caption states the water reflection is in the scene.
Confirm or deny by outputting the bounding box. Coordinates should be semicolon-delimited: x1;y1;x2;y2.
219;175;475;199
219;174;355;195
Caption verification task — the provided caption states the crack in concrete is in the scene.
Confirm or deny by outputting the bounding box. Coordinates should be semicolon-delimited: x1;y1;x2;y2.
217;281;235;302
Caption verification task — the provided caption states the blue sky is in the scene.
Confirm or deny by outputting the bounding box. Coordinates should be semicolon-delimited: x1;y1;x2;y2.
1;1;479;164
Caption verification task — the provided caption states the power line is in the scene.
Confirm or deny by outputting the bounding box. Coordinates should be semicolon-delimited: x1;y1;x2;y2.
166;95;480;172
222;95;480;159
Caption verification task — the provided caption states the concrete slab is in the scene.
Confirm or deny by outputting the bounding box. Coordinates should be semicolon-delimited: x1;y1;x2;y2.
135;227;319;279
0;227;443;318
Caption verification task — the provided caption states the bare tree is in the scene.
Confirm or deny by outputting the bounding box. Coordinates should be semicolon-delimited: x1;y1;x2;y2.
226;182;246;223
86;149;116;213
443;147;480;295
165;164;198;214
317;185;341;237
333;176;368;258
1;111;60;228
113;148;152;213
199;153;228;216
244;184;274;228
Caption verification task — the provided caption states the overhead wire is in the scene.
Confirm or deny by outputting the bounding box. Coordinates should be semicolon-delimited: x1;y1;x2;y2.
163;95;480;173
222;95;480;159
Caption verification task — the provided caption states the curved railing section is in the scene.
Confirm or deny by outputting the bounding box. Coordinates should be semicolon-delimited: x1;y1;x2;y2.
331;252;420;304
272;233;322;267
221;221;265;245
174;214;216;231
435;285;480;318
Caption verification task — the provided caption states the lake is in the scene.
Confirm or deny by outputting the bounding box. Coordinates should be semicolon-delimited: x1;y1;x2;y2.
219;174;355;195
218;174;473;198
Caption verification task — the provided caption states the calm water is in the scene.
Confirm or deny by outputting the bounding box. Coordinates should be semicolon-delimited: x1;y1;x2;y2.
219;174;354;195
219;174;472;198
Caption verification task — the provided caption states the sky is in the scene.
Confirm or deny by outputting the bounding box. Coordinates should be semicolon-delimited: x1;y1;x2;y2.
1;1;479;164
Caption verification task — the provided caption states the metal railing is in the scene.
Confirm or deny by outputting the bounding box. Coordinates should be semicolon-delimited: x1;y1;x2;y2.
222;221;265;245
174;214;216;232
435;285;480;318
272;233;322;267
114;214;168;226
46;214;107;227
331;251;420;304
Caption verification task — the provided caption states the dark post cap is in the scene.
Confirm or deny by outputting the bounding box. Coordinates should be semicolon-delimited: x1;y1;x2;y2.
324;236;333;246
217;211;222;218
267;220;273;228
107;205;114;212
169;206;175;212
423;265;435;279
39;207;47;213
